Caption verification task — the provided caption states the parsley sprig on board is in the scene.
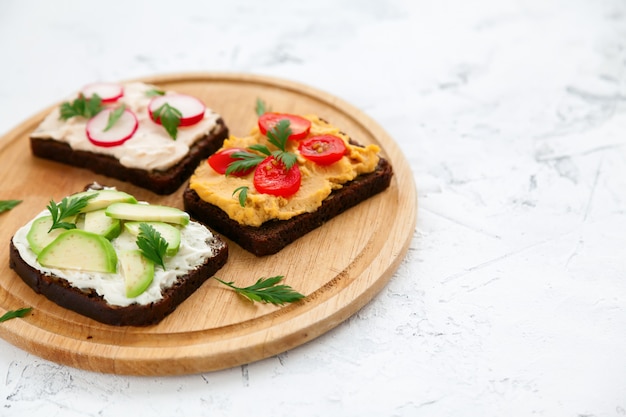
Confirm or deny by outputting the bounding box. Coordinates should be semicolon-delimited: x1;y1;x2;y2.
136;223;169;269
59;94;104;120
0;200;22;213
47;193;97;232
0;307;32;323
214;276;305;306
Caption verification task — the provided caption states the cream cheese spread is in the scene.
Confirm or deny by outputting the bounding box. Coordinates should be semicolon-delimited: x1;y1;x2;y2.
30;82;220;171
12;212;217;307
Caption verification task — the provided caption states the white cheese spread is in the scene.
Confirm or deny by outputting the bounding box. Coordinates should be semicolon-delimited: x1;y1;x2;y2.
12;212;218;307
30;82;220;171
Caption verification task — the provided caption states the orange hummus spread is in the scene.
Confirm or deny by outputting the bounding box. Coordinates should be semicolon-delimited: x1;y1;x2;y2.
189;115;381;227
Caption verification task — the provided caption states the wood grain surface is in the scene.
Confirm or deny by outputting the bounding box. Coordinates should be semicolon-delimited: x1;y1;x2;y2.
0;73;417;376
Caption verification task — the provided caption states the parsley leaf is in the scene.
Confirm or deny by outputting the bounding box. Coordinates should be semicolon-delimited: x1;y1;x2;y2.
214;276;305;306
103;104;126;132
225;151;265;176
151;103;182;140
59;94;104;120
248;143;272;156
272;148;298;169
255;98;269;116
232;186;249;207
265;119;297;169
136;223;168;270
223;118;297;178
0;307;32;323
0;200;22;213
145;88;166;97
266;119;292;151
47;193;98;232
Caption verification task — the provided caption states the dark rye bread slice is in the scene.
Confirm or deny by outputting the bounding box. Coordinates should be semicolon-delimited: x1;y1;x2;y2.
9;232;228;327
30;119;229;195
183;157;393;256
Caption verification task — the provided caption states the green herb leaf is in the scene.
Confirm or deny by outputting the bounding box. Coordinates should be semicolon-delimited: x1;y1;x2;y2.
0;200;22;213
85;94;104;117
214;276;305;306
59;94;104;120
145;88;166;97
225;151;266;176
151;103;182;140
266;119;292;152
247;143;272;156
265;119;297;169
136;223;168;270
103;104;126;132
255;98;269;116
272;149;298;168
47;193;98;232
0;307;32;323
232;186;249;207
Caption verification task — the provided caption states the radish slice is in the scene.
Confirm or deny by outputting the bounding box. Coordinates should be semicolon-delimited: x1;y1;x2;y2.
86;108;138;147
148;94;206;127
81;82;124;103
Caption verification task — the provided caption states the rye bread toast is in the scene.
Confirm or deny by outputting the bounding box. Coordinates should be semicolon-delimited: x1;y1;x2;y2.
31;119;228;195
183;157;393;256
9;185;228;326
29;82;228;195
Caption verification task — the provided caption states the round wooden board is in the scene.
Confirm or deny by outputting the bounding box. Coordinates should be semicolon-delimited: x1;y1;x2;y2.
0;73;417;376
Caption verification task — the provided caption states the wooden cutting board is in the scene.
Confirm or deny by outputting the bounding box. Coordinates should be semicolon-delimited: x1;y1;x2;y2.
0;73;417;376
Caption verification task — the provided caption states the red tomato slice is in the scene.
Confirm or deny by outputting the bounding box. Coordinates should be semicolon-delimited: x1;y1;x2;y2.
258;113;311;141
207;147;254;176
253;156;301;197
298;135;347;165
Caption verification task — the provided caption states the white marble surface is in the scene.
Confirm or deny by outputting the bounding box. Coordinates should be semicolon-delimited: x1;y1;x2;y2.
1;0;625;416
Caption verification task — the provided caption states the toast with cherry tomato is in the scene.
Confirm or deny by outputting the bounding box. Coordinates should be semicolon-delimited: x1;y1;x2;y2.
183;111;393;256
30;82;228;194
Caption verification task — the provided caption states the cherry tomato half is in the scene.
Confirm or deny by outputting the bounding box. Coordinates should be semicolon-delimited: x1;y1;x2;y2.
207;147;254;176
258;112;311;141
298;135;347;165
253;156;301;197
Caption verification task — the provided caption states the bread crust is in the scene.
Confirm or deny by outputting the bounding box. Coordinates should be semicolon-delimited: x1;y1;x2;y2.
183;158;393;256
30;119;229;195
9;234;228;327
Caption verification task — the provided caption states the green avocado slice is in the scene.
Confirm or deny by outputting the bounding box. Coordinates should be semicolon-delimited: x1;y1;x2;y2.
37;229;118;273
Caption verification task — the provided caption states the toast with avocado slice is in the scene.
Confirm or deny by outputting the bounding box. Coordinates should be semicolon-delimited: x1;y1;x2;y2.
9;184;228;326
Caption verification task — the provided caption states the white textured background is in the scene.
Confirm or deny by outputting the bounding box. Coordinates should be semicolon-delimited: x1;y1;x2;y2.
1;0;625;416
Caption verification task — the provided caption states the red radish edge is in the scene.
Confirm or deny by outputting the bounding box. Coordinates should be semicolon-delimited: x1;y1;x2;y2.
86;108;138;147
81;82;124;103
148;94;206;127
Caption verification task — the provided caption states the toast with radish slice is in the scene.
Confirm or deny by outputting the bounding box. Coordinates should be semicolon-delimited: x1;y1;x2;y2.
30;82;228;194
